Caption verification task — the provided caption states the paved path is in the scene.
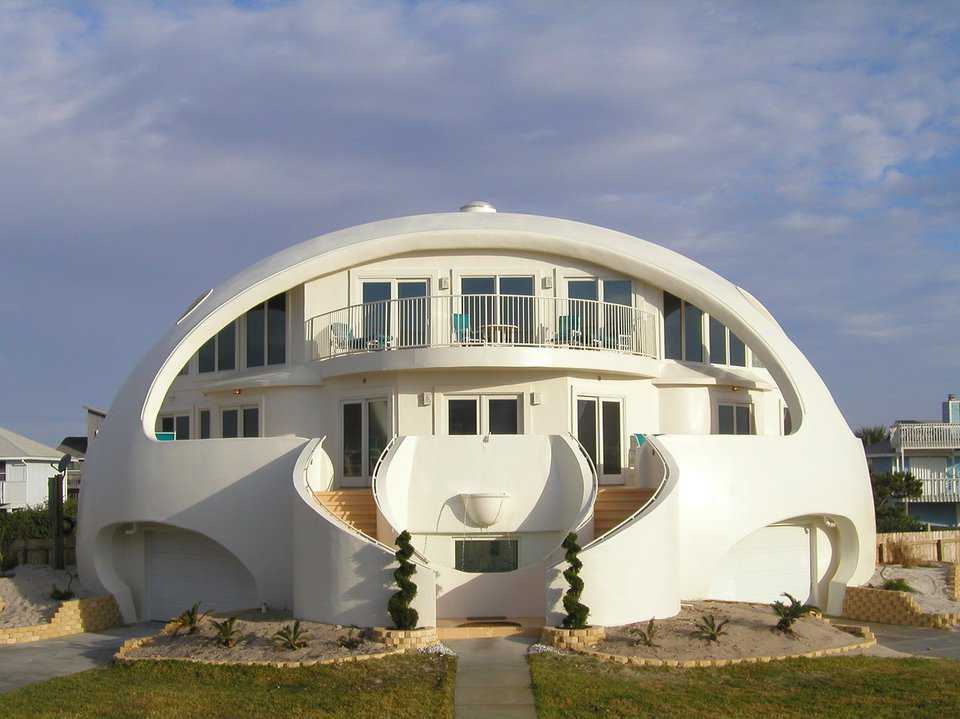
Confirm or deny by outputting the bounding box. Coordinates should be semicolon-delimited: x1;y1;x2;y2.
0;623;158;694
446;636;537;719
846;621;960;660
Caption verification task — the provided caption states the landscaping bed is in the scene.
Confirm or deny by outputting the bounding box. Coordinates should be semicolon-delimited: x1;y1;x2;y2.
0;653;456;719
529;653;960;718
594;600;862;661
123;609;393;664
869;563;960;614
0;565;87;628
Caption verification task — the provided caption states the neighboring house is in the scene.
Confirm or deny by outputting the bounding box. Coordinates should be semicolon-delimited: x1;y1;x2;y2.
79;204;875;627
879;395;960;528
57;406;107;499
0;426;62;511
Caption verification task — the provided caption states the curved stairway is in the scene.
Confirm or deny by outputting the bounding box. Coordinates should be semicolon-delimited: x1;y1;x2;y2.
593;486;656;536
313;489;378;538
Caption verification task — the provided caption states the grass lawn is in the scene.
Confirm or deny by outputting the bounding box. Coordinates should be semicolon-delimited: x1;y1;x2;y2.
529;654;960;718
0;654;455;719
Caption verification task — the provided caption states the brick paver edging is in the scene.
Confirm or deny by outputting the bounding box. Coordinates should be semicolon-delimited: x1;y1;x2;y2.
843;585;960;628
541;626;605;650
370;626;438;650
543;624;875;668
0;595;120;645
114;634;403;667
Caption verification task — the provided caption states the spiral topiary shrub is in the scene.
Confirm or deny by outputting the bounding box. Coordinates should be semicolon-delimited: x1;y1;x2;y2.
387;530;419;630
561;532;590;628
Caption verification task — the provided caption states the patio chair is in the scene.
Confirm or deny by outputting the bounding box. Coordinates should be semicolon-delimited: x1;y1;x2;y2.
452;313;479;344
329;322;356;353
554;315;583;345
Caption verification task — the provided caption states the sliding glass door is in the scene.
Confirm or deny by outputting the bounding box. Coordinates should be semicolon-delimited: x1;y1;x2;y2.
576;396;623;479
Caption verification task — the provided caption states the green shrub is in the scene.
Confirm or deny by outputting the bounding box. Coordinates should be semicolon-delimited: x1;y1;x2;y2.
627;618;658;647
693;614;729;642
0;498;78;541
272;620;309;650
172;602;209;635
211;617;241;648
561;532;589;629
882;578;915;593
772;592;818;634
337;628;364;650
388;531;419;630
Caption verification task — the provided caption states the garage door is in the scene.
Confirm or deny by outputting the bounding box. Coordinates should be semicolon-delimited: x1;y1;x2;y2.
706;525;815;604
146;530;258;621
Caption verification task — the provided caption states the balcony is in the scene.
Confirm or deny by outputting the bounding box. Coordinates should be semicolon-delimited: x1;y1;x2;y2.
892;423;960;450
912;477;960;503
306;294;658;368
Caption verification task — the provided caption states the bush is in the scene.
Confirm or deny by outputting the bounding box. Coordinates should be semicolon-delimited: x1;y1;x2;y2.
387;530;419;630
337;628;364;650
211;617;241;648
882;578;915;593
273;621;309;651
0;498;78;542
561;532;589;629
172;602;209;635
772;592;818;634
693;614;729;643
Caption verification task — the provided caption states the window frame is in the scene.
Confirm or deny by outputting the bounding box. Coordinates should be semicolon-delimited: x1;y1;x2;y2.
245;292;289;369
340;396;394;487
197;322;238;374
573;394;625;482
454;536;519;573
220;405;260;439
717;402;755;435
158;413;191;440
444;394;523;436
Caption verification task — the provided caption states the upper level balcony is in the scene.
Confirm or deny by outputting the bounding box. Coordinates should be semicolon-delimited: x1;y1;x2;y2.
306;294;659;376
892;423;960;450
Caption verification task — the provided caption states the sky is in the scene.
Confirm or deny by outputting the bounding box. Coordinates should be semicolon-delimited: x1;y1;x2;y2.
0;0;958;446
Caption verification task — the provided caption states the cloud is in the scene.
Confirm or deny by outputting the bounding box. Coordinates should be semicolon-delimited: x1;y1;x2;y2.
1;0;958;442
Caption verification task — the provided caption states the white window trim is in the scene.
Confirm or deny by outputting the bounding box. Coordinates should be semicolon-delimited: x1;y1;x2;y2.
339;396;394;487
716;402;755;435
572;392;625;484
219;403;263;438
243;292;290;370
197;321;239;375
443;393;524;436
157;413;191;440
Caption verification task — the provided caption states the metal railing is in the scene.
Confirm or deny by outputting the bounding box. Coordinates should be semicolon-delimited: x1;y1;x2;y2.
893;423;960;449
915;477;960;502
306;293;658;361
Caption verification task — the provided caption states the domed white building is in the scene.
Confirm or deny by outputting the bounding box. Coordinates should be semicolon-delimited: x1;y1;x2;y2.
78;205;875;629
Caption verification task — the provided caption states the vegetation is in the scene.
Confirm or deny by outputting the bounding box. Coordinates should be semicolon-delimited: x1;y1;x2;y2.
529;653;960;718
887;539;923;567
627;618;658;647
388;530;419;630
855;425;889;447
49;571;76;600
337;628;365;650
0;654;456;719
872;471;925;533
272;620;309;651
0;498;78;542
560;532;590;629
171;602;209;635
210;617;241;647
692;614;729;642
771;592;818;634
882;578;916;593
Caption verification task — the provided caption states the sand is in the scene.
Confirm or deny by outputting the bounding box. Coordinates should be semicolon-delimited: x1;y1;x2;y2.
125;609;391;663
869;563;960;614
596;601;863;661
0;564;89;628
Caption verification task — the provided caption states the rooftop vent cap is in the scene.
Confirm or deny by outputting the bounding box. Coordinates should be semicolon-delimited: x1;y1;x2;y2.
459;200;497;213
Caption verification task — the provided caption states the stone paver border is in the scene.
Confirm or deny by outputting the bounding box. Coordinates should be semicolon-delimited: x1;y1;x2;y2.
0;595;120;645
371;626;438;650
843;585;960;628
541;623;875;668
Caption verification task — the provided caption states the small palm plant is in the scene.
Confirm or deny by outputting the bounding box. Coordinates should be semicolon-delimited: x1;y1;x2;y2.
172;602;209;635
627;618;658;648
211;617;241;648
772;593;818;634
50;572;77;600
272;620;309;651
693;614;729;643
337;627;364;650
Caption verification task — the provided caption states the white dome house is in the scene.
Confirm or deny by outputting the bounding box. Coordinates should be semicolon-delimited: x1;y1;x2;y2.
78;206;875;629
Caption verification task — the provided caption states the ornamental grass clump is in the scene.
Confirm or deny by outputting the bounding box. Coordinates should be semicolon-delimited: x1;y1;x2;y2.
772;592;818;634
627;618;658;647
560;532;589;629
388;530;419;630
693;614;729;643
211;617;241;648
272;621;309;651
172;602;209;635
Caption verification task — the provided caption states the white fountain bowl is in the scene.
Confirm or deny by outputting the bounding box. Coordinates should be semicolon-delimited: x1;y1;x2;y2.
461;492;510;528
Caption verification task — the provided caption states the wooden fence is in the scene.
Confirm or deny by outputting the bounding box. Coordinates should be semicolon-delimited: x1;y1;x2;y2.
877;530;960;564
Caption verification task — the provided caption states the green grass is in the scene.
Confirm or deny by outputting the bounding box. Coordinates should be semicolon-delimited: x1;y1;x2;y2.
882;578;916;593
529;654;960;718
0;654;455;719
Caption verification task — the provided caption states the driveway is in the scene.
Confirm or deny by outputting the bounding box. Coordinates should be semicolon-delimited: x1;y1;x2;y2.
844;620;960;660
0;623;159;694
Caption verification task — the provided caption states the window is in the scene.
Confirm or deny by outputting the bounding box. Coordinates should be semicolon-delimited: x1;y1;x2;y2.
198;322;236;373
455;539;518;573
729;332;746;367
783;407;792;436
0;461;5;482
342;398;391;483
199;410;211;439
663;292;703;362
361;280;429;349
488;398;519;435
448;399;478;435
706;316;748;367
576;397;623;477
159;415;190;440
718;404;753;435
221;407;258;439
246;293;286;368
460;276;535;343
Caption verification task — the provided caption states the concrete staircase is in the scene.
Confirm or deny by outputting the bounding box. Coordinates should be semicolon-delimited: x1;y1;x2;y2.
592;486;656;536
313;489;378;538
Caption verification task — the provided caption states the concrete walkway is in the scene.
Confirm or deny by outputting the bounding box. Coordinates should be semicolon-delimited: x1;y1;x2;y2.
0;623;158;694
446;636;537;719
845;621;960;660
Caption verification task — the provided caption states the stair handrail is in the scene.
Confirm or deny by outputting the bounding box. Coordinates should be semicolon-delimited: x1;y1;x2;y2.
370;436;430;564
566;432;600;534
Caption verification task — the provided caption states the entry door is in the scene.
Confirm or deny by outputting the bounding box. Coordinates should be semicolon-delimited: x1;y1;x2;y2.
576;397;623;481
397;281;428;348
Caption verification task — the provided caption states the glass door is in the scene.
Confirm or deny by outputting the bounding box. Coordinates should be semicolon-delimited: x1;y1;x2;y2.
498;277;535;344
361;282;391;349
397;280;428;348
576;396;623;480
567;280;598;346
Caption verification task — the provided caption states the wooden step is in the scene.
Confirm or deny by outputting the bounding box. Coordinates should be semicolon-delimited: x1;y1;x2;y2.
592;486;655;538
313;489;378;538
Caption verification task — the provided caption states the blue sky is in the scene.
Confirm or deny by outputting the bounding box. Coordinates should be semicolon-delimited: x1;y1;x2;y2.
1;1;958;445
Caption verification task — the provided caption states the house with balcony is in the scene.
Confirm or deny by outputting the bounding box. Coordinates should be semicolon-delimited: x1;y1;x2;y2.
78;204;875;629
0;426;62;511
877;395;960;528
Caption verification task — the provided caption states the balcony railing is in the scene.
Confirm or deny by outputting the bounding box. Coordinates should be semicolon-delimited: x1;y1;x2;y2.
306;294;658;362
913;477;960;502
892;423;960;450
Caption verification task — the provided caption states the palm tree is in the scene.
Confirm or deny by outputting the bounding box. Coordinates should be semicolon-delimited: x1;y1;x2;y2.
855;425;889;446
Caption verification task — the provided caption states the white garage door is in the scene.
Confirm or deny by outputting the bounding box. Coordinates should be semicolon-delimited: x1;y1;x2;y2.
146;530;258;622
706;525;814;604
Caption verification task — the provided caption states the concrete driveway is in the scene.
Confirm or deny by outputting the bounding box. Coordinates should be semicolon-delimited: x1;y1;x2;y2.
853;621;960;660
0;623;159;694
